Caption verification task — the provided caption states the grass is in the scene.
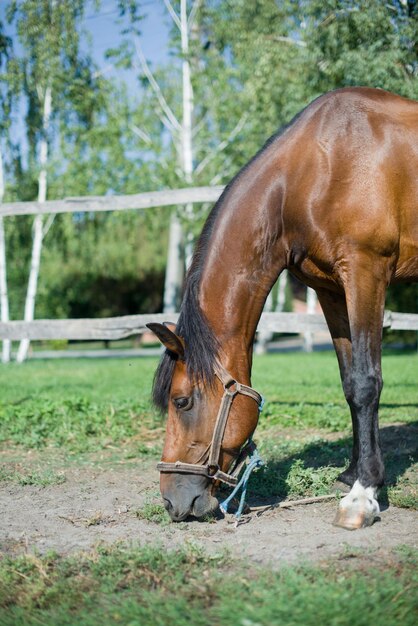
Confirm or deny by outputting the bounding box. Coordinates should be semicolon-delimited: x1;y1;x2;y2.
0;351;416;450
0;357;162;452
0;544;416;626
0;352;416;508
387;463;418;509
0;353;416;624
252;350;418;431
0;464;66;487
247;423;418;505
136;502;171;525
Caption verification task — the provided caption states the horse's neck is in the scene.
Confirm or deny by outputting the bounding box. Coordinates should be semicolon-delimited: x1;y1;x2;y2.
199;148;286;378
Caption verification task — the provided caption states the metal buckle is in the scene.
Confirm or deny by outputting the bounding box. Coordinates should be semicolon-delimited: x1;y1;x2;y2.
224;379;239;397
207;463;219;476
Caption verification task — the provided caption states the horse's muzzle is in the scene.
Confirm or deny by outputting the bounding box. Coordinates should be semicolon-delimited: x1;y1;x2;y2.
161;473;218;521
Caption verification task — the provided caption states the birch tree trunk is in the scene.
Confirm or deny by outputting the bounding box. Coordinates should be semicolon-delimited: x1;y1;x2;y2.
16;85;52;363
303;286;318;353
254;290;273;355
163;213;184;313
277;270;288;313
0;149;11;363
180;0;195;269
255;270;288;354
163;0;195;311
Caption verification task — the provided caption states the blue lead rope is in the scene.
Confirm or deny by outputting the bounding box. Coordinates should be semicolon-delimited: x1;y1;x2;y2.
219;446;264;521
219;396;265;522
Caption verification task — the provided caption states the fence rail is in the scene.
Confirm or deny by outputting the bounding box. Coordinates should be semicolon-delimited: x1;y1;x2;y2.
0;311;417;341
0;186;225;218
0;187;416;350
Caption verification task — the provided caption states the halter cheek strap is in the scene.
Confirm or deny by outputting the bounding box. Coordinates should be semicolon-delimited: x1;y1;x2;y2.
156;365;263;486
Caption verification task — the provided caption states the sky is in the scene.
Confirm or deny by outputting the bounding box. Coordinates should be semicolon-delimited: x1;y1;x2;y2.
0;0;171;161
83;0;170;78
0;0;170;65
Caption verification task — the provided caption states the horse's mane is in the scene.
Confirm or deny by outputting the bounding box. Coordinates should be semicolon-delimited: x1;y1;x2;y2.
152;204;222;412
152;108;309;411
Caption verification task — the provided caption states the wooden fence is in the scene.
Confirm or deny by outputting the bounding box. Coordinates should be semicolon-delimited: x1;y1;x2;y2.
0;186;223;351
0;311;417;341
0;186;225;218
1;185;417;345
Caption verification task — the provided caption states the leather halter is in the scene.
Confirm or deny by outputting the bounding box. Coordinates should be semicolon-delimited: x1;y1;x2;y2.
157;365;263;486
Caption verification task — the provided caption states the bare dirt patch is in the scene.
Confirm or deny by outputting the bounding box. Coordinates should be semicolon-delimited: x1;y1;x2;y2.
1;456;416;566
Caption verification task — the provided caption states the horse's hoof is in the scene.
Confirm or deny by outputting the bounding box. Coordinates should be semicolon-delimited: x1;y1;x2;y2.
333;480;379;530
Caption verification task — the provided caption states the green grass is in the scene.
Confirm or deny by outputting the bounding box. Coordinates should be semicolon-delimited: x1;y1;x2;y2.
0;544;416;626
0;357;162;452
0;464;66;487
0;354;416;624
0;352;416;507
252;350;418;431
387;463;418;509
0;352;416;450
136;500;171;526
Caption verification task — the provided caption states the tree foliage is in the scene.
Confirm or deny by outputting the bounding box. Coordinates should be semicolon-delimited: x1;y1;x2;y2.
0;0;416;321
2;0;169;319
301;0;418;98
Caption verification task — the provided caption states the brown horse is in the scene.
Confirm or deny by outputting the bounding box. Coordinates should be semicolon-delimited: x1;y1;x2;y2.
148;87;418;529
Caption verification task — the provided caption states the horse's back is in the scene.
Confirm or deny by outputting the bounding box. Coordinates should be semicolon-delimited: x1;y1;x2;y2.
279;88;418;283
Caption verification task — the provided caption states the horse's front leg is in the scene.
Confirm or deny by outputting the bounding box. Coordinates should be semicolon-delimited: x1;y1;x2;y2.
316;289;356;490
330;257;390;529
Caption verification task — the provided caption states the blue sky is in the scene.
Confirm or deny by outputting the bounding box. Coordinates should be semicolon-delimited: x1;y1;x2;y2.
0;0;171;159
83;0;170;77
0;0;170;65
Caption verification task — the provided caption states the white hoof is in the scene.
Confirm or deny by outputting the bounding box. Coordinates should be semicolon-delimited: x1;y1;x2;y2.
333;480;380;530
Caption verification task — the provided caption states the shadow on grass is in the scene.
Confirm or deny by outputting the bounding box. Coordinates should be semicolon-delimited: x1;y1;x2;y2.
266;399;417;409
241;421;418;507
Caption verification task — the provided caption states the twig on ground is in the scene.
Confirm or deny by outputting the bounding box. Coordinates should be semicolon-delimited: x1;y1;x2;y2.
251;494;338;515
58;515;77;525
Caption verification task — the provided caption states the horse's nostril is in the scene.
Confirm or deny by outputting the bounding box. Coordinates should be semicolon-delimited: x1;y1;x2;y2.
190;494;200;513
162;497;173;512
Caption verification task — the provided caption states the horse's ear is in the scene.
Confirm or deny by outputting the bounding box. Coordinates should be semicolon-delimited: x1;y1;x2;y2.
146;322;185;360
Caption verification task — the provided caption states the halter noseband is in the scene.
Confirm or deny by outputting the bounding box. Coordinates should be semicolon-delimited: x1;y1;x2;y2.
157;365;263;486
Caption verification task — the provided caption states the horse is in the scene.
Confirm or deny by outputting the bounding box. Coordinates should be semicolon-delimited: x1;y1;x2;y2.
147;87;418;529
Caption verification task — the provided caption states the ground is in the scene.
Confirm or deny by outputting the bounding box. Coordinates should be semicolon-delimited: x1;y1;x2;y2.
1;438;416;566
0;353;416;623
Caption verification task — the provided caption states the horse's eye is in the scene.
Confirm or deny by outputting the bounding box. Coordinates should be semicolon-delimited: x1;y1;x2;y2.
173;396;193;411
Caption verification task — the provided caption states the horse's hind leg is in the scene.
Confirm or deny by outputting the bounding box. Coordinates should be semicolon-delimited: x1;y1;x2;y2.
317;257;389;529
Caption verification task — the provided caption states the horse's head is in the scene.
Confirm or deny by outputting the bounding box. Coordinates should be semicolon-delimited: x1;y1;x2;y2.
147;322;262;521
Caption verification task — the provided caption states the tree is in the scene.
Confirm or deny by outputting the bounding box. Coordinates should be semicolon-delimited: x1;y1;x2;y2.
0;150;10;363
134;0;197;312
2;0;104;360
107;0;256;312
300;0;418;98
201;0;311;152
0;17;14;363
2;0;415;336
205;0;418;328
2;1;174;328
34;77;171;321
